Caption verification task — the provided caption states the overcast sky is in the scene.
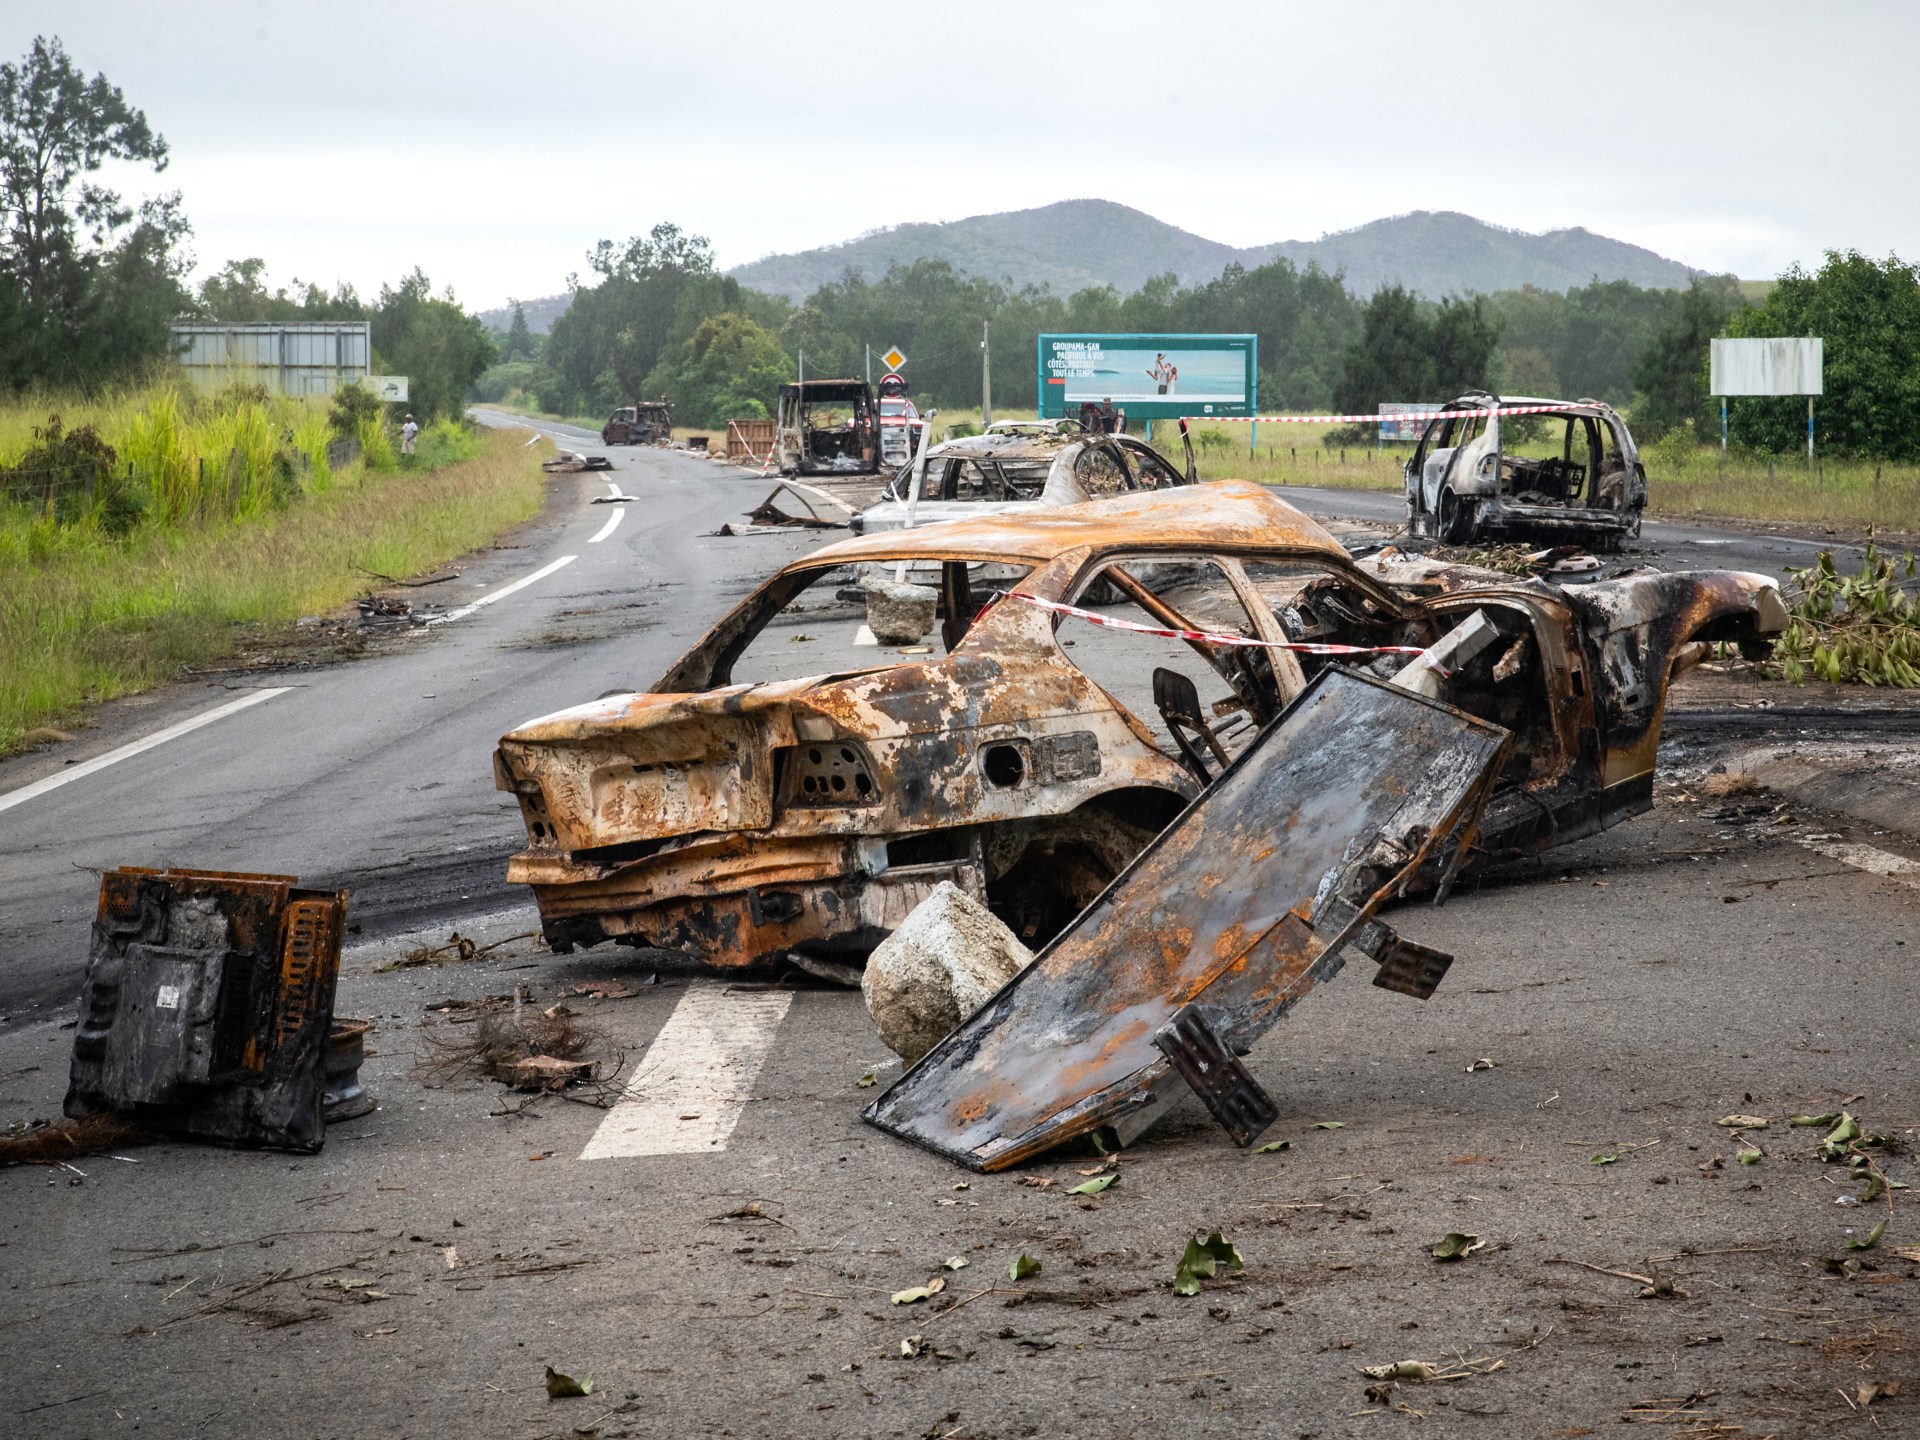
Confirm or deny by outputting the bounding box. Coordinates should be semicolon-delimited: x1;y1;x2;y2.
16;1;1914;312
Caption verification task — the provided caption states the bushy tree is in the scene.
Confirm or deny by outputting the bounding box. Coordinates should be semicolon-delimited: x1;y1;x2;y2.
502;301;534;361
1724;251;1920;459
1631;280;1743;440
0;35;191;387
649;311;788;426
371;268;496;421
1333;287;1502;414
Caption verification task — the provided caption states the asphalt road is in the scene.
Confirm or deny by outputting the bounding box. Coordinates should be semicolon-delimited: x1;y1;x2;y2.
3;425;1918;1439
0;414;846;1026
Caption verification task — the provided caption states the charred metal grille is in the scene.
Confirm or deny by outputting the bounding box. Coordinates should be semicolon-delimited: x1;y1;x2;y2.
777;741;880;809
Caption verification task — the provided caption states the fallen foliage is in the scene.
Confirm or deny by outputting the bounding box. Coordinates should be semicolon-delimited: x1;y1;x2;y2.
1771;536;1920;687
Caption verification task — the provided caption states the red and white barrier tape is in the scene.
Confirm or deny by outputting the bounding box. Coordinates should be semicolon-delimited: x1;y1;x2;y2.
1005;591;1435;663
1180;404;1567;426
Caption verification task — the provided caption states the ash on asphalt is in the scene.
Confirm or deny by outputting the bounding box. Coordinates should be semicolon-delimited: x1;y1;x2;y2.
3;787;1917;1439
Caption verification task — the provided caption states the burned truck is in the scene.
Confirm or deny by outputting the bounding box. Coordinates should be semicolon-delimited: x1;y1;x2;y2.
1405;392;1648;548
775;378;879;476
494;481;1784;970
602;401;673;446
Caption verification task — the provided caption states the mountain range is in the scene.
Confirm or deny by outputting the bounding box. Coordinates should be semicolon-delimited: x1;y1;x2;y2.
479;202;1703;334
725;201;1702;302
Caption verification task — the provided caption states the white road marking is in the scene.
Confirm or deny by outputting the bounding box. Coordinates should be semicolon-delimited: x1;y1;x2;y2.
427;554;576;626
589;508;624;543
581;985;793;1159
0;688;291;815
1802;837;1920;889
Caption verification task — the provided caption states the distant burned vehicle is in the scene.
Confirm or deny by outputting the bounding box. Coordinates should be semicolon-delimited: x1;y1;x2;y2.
776;378;879;476
875;373;926;470
602;401;672;446
494;482;1784;970
851;427;1195;534
1406;393;1647;548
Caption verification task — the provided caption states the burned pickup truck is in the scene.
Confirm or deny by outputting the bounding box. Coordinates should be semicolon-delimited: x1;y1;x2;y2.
494;481;1784;969
1405;392;1648;548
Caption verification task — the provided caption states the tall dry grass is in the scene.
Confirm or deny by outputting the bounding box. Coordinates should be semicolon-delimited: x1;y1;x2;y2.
1;426;545;752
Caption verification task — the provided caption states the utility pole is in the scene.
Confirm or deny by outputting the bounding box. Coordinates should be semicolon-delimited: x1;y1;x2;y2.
980;321;992;428
865;344;871;387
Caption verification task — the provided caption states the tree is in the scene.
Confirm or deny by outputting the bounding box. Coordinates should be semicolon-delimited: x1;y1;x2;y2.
1333;286;1433;413
0;35;189;387
651;312;789;425
1724;251;1920;459
1631;280;1742;440
502;301;534;361
1428;294;1501;394
371;269;495;421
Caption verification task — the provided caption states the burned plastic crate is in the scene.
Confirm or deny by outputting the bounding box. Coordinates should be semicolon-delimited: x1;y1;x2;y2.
64;867;349;1152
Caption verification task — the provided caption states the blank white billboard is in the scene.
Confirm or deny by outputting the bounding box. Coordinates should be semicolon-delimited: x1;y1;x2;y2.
1710;337;1823;396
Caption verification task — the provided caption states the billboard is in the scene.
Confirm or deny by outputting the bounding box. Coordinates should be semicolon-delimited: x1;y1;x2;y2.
1378;402;1441;442
170;321;371;397
1710;337;1823;396
1038;333;1256;420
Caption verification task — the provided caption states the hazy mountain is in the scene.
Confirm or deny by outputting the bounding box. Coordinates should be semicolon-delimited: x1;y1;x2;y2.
725;200;1701;302
476;292;572;335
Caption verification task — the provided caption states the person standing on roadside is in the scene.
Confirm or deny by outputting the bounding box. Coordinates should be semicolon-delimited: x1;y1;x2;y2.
401;413;419;455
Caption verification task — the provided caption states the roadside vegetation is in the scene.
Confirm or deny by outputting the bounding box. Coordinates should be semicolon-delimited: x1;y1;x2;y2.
0;383;543;752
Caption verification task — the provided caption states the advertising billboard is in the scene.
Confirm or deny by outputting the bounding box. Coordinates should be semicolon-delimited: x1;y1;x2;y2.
1037;333;1257;420
1709;337;1823;396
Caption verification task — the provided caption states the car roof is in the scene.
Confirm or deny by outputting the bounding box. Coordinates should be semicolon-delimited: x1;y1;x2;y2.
790;480;1350;570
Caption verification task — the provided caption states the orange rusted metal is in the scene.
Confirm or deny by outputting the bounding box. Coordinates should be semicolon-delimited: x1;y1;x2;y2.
862;669;1510;1170
495;481;1786;970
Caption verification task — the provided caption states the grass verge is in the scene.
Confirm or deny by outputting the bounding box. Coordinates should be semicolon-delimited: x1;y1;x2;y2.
1;427;546;754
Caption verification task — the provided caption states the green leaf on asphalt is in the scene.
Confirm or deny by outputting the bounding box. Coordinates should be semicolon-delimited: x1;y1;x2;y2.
545;1366;594;1399
1789;1112;1841;1127
1314;1121;1345;1130
942;1256;969;1271
1172;1268;1203;1297
856;1072;877;1088
1009;1253;1041;1281
1431;1232;1485;1261
1591;1153;1619;1165
1717;1114;1769;1130
900;1335;924;1357
1067;1174;1117;1196
890;1285;936;1304
1736;1147;1763;1165
1826;1114;1862;1147
1849;1218;1888;1251
1253;1139;1292;1154
1199;1230;1243;1270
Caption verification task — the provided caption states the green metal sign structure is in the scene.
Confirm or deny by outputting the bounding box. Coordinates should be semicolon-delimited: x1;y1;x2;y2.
1037;333;1257;420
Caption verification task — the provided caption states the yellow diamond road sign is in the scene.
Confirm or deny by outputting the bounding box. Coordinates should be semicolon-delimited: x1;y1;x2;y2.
880;346;907;372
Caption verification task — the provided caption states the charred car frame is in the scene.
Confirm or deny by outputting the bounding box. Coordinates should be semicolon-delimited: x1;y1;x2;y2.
495;482;1784;969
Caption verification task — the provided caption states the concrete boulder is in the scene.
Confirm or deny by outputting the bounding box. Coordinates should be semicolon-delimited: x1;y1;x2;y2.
862;882;1034;1065
864;579;938;644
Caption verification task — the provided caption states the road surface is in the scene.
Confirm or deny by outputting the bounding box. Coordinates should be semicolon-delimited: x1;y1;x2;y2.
3;424;1918;1438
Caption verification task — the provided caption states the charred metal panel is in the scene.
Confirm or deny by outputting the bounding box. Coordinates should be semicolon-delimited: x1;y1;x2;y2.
1153;1005;1279;1147
863;669;1508;1171
65;868;348;1152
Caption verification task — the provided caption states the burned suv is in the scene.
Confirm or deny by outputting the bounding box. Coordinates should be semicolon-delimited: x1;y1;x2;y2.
494;481;1783;971
1405;393;1647;548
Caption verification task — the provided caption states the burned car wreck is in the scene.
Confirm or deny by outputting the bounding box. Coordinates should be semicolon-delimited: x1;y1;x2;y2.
494;481;1785;969
1405;392;1648;548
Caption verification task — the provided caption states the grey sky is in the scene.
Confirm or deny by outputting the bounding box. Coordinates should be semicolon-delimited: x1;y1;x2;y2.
16;0;1914;311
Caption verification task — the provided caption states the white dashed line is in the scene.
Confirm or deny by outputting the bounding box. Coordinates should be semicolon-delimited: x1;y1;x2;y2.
1802;837;1920;889
589;508;624;543
0;688;291;814
427;554;577;626
581;986;793;1159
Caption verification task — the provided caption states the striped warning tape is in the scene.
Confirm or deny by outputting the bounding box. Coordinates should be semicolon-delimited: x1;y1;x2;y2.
1180;404;1567;426
1004;591;1435;662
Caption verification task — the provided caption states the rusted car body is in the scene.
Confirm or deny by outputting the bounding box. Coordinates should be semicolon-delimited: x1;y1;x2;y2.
602;402;672;446
1405;392;1647;548
494;481;1784;969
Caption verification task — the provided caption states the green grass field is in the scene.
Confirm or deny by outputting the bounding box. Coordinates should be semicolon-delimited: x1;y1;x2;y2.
1;406;546;754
